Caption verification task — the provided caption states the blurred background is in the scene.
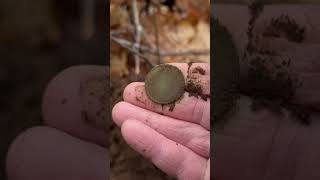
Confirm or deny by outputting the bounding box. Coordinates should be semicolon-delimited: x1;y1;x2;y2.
110;0;209;179
0;0;106;179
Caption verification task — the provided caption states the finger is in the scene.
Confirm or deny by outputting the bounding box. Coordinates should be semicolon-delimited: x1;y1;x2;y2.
112;102;210;158
124;83;210;129
251;6;320;108
214;5;320;109
204;160;210;180
213;96;281;180
154;63;210;95
294;113;320;180
213;95;312;180
254;5;320;44
6;126;109;180
121;120;207;180
42;65;110;147
123;63;210;129
213;5;320;55
168;63;210;95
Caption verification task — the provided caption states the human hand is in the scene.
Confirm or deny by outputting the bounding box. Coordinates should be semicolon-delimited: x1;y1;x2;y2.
112;63;210;180
213;4;320;180
6;66;109;180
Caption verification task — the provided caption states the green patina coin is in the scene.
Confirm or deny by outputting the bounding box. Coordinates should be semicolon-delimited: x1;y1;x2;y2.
145;64;185;104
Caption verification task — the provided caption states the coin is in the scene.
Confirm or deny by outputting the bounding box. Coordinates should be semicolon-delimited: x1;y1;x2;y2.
145;64;185;104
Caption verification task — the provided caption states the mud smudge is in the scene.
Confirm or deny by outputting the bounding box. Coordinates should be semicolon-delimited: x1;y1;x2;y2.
192;66;206;75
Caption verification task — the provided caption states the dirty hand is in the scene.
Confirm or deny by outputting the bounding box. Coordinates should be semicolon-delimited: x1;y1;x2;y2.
112;63;210;180
214;4;320;180
6;66;109;180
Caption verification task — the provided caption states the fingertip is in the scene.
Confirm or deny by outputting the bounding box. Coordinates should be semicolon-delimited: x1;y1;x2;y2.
121;119;143;147
6;126;108;180
112;101;135;127
120;119;136;137
167;63;210;77
111;102;125;126
121;119;143;135
167;63;189;73
42;65;109;146
123;82;144;102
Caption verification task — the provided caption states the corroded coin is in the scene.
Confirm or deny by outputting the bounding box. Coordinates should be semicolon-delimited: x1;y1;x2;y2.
145;64;185;104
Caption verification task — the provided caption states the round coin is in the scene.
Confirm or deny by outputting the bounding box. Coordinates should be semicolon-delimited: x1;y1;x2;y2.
145;64;185;104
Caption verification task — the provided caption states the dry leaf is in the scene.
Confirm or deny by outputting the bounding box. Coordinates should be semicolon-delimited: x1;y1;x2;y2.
110;52;129;77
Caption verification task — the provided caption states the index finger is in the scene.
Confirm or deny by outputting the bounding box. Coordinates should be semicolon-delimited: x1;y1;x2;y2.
123;63;210;129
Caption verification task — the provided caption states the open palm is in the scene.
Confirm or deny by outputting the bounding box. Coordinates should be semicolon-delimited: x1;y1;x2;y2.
112;63;210;180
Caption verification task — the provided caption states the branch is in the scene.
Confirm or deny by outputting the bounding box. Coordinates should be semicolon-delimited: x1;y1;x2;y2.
152;7;162;64
131;0;143;74
158;50;210;57
110;35;157;67
110;34;210;58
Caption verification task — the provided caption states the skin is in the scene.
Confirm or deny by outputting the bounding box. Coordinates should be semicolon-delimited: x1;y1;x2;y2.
5;4;320;180
213;4;320;180
113;63;210;180
5;63;210;180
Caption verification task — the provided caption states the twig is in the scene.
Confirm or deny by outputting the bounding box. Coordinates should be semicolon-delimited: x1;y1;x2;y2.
110;35;157;67
111;34;210;57
158;50;210;57
152;7;162;64
110;29;128;36
131;0;143;74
